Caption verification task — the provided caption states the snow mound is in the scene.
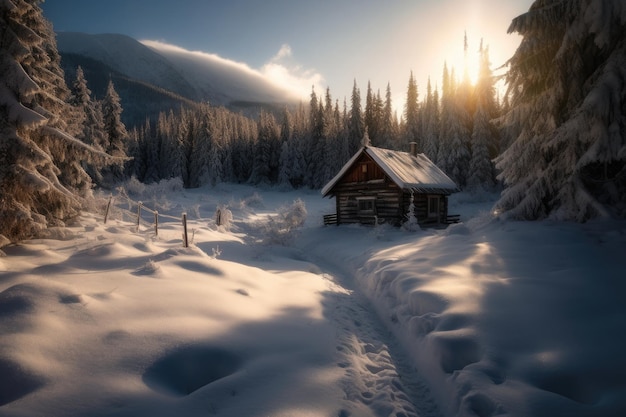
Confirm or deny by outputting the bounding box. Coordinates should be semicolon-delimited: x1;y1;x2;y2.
0;357;46;406
143;345;244;396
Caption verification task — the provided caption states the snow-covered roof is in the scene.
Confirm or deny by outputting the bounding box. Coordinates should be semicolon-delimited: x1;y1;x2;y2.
322;146;460;196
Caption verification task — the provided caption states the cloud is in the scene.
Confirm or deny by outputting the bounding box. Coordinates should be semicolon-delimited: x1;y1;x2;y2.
272;44;293;61
141;39;260;77
141;40;323;102
261;44;324;101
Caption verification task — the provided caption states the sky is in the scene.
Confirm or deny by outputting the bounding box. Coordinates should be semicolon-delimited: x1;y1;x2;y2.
41;0;534;112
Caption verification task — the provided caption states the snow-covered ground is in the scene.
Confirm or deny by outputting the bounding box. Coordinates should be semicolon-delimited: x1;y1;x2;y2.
1;182;625;417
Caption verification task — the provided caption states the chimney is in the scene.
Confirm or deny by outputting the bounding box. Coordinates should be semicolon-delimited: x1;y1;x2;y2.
409;142;418;157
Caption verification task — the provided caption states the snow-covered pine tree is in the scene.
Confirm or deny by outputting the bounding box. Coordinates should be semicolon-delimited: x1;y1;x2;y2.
348;80;364;155
178;107;200;187
304;87;326;188
101;79;128;185
230;113;256;183
365;83;384;146
468;42;499;190
438;64;471;187
379;83;398;149
142;116;161;183
102;80;128;157
68;66;108;184
249;110;277;185
70;66;106;149
402;190;420;231
404;71;420;150
336;98;352;167
206;139;223;187
361;127;372;147
496;0;626;220
288;103;308;188
0;0;110;243
159;109;184;181
422;78;440;161
216;110;235;183
278;140;292;188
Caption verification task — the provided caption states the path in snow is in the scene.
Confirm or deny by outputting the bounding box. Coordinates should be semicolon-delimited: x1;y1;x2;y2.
302;253;442;417
216;205;442;417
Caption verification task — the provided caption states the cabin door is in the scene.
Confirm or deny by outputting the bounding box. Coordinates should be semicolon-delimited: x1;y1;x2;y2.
427;195;440;222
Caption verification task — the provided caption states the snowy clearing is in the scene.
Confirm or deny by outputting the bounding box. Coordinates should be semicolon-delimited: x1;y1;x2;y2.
1;183;625;417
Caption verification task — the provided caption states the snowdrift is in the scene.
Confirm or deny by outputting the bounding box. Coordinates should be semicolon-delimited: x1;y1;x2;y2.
1;184;625;417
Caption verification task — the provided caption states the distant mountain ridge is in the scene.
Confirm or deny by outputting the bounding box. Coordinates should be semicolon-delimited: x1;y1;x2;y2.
55;32;297;125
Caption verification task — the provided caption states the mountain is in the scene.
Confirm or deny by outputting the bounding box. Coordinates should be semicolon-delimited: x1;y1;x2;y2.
55;32;298;125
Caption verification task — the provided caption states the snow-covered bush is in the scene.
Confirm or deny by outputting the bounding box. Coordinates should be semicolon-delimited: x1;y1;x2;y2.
280;198;307;230
260;199;307;245
153;177;184;195
402;191;421;232
215;205;233;231
122;176;146;197
240;192;264;210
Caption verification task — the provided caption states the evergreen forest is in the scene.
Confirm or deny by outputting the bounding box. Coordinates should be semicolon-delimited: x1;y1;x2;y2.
1;0;625;244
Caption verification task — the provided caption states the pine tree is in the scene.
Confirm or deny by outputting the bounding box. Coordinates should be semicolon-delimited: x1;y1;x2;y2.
423;78;440;160
184;107;206;187
159;109;184;181
278;140;292;188
468;42;499;190
348;80;364;154
250;110;278;185
0;0;108;243
364;82;384;145
305;87;326;188
142;116;161;183
496;0;626;220
379;83;398;149
438;63;471;187
102;80;128;157
69;66;106;149
404;71;420;150
289;103;308;187
68;66;109;184
101;79;128;185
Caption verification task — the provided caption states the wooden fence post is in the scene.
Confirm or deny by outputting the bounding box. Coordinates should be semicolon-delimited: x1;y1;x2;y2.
182;212;188;248
136;202;142;231
104;195;112;224
154;210;159;236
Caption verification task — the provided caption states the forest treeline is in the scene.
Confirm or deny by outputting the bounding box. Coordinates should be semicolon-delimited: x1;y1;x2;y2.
76;36;502;193
1;0;624;245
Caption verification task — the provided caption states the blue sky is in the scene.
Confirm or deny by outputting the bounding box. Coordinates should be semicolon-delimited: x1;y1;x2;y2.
41;0;533;111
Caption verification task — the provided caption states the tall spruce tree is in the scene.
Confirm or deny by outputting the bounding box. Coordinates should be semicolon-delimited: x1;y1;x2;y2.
404;71;420;150
380;83;397;149
468;42;499;190
438;63;471;187
496;0;626;220
69;66;109;184
423;78;440;161
69;66;106;149
101;79;128;185
348;80;364;154
0;0;110;243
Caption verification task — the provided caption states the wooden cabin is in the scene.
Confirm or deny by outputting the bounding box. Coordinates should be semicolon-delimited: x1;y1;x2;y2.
321;144;460;226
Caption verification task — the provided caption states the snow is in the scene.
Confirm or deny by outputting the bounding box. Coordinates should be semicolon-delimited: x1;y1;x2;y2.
1;183;625;417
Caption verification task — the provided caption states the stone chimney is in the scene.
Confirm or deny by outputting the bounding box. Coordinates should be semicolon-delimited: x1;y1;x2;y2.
409;142;418;157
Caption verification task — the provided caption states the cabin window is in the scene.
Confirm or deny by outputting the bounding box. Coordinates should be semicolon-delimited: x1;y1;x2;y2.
428;195;440;219
361;164;368;173
357;197;376;214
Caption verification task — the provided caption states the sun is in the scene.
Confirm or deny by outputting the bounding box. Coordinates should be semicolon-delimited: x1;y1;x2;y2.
449;41;481;87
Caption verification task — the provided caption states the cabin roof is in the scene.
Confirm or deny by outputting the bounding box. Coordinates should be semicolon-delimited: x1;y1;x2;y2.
321;146;460;196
